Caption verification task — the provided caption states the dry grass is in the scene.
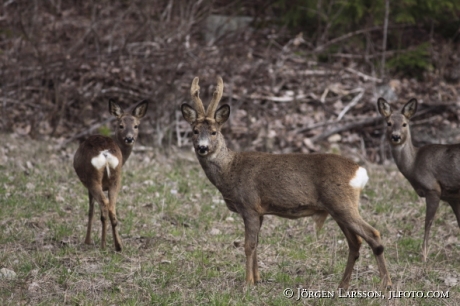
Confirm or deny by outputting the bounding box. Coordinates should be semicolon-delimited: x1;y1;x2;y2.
0;133;459;305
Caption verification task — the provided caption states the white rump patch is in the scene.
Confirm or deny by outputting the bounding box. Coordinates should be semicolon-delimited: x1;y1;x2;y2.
91;150;119;177
349;167;369;189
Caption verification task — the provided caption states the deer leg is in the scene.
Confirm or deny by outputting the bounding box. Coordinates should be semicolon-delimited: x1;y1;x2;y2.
88;185;109;249
243;212;262;286
337;210;391;290
108;186;122;252
85;191;95;245
336;222;362;290
253;215;264;283
352;221;391;289
422;192;440;262
447;199;460;228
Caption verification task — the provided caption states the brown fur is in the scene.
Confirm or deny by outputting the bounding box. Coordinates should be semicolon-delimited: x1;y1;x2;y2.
378;97;460;261
182;76;392;289
73;100;148;251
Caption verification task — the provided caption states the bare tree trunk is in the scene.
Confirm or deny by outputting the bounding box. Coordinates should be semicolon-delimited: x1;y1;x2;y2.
381;0;390;78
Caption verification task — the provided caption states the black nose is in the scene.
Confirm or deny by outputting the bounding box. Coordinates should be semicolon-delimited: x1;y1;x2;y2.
197;145;208;154
391;134;401;142
125;137;134;143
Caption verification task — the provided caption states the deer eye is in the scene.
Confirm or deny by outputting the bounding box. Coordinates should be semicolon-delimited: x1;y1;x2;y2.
134;125;139;129
402;123;407;127
193;129;199;135
119;125;124;129
387;122;392;127
211;131;217;135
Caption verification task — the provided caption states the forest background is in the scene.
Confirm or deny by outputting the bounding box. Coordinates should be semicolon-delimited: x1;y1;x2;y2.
1;0;460;161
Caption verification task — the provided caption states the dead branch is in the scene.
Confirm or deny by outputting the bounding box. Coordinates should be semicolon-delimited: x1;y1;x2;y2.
311;117;383;142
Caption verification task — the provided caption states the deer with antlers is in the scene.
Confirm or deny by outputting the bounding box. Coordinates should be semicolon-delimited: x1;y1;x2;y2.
73;100;148;251
181;76;391;289
378;98;460;262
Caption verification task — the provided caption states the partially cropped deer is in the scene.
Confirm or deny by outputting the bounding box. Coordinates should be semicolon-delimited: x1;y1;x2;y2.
378;98;460;262
73;100;148;251
181;76;392;289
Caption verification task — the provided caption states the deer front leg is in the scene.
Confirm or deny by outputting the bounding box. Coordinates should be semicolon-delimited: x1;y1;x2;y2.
85;191;95;245
422;192;440;262
447;199;460;229
252;215;264;283
243;212;262;286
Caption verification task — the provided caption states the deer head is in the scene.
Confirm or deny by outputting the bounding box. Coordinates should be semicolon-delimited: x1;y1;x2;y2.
377;98;418;147
181;76;230;157
109;100;148;146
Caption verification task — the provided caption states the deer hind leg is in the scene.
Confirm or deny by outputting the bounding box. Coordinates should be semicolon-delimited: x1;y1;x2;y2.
88;185;109;249
347;217;392;290
84;190;95;245
243;212;262;285
336;222;362;290
108;185;122;252
422;192;440;262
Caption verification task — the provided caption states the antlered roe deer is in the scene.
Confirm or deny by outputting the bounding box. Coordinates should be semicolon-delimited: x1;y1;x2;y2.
181;76;392;289
73;100;148;251
378;98;460;262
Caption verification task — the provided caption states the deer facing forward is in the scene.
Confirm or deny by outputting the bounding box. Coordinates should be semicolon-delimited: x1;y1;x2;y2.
378;98;460;262
73;100;148;251
181;76;392;289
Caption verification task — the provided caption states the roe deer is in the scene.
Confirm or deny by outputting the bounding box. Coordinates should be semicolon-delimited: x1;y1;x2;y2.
181;76;392;289
377;98;460;262
73;100;148;251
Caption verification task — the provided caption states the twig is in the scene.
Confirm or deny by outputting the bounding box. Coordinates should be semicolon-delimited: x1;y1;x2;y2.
0;97;42;109
296;119;349;134
337;88;364;121
345;67;382;83
249;93;317;103
300;69;336;76
314;26;382;52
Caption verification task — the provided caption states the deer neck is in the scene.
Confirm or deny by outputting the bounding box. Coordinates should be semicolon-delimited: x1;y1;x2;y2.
390;130;418;177
197;135;236;188
115;139;133;166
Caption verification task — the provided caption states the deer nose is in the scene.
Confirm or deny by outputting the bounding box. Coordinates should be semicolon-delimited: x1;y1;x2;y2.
391;134;401;142
125;136;134;144
197;145;208;154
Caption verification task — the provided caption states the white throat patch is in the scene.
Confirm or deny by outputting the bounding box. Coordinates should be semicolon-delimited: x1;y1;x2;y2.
349;167;369;189
91;150;119;177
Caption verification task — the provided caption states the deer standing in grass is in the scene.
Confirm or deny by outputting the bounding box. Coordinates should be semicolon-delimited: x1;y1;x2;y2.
378;98;460;262
181;76;392;289
73;100;148;251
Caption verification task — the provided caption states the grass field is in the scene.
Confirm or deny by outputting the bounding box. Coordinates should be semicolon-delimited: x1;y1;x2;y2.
0;133;459;305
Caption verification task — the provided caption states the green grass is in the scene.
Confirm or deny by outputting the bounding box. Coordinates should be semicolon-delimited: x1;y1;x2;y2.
0;134;458;305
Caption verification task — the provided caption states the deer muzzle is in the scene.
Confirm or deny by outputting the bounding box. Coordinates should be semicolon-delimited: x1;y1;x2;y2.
197;145;209;155
124;136;135;144
391;134;401;143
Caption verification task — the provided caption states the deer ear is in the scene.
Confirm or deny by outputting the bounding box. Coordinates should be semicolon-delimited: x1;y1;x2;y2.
402;98;418;119
181;103;197;124
377;98;392;118
109;100;123;118
133;100;148;118
215;104;230;125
